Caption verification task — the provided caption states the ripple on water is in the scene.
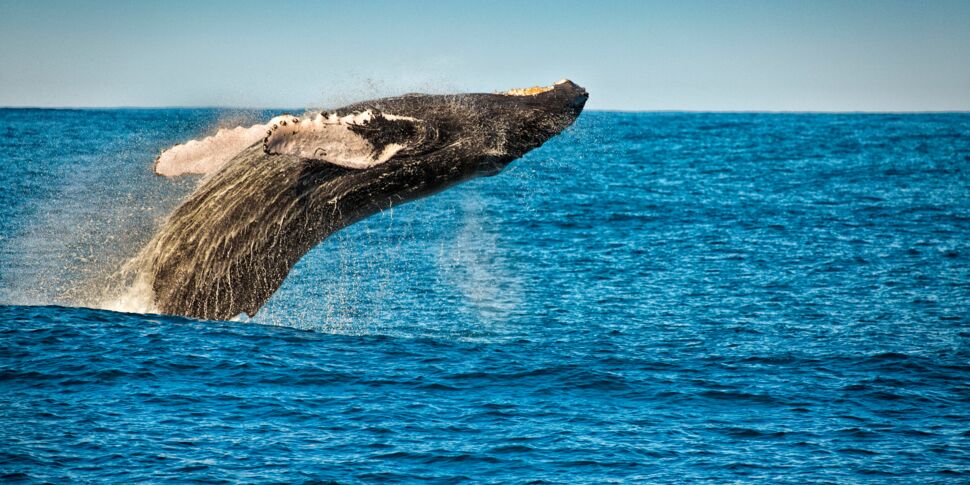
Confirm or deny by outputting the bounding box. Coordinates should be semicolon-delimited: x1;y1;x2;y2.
1;112;969;482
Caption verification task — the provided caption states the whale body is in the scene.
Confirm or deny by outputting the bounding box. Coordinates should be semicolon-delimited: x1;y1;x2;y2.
138;80;588;320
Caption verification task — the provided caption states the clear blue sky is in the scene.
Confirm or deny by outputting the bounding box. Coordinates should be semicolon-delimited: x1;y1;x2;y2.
1;0;968;111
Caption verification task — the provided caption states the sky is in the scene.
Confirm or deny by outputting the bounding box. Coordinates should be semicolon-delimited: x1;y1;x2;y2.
1;0;968;111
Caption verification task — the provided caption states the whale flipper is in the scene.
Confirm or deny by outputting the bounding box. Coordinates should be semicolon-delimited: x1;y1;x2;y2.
156;109;431;176
262;109;431;169
154;115;300;177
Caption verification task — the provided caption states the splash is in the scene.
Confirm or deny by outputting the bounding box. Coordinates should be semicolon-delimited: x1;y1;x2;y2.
98;270;156;315
438;195;524;324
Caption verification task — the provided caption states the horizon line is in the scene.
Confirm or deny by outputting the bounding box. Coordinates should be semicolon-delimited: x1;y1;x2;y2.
1;106;969;115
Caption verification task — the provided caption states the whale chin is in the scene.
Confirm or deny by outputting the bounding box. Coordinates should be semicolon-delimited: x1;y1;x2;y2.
137;80;588;320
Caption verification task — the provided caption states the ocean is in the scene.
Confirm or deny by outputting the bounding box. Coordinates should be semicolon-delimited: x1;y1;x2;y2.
1;109;968;482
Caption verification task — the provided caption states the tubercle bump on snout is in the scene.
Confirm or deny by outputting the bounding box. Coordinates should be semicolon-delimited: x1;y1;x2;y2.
262;116;302;154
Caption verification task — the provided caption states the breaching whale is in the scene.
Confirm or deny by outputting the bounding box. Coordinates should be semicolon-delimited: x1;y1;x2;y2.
139;80;588;320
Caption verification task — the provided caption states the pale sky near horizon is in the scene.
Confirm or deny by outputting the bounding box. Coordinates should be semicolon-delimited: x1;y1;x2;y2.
1;0;968;111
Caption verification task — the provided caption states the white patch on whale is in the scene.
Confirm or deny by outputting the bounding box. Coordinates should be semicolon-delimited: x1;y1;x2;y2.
262;110;417;169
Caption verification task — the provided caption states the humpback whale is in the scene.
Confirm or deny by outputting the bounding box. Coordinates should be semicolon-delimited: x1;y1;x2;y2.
139;80;588;320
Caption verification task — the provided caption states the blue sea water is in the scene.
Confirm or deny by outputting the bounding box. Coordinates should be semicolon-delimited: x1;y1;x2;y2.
1;108;968;483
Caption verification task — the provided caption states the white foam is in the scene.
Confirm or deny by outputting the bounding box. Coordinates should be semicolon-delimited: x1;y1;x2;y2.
97;271;157;315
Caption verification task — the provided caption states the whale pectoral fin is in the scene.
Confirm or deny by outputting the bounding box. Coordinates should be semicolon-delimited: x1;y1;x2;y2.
154;115;295;177
263;109;424;169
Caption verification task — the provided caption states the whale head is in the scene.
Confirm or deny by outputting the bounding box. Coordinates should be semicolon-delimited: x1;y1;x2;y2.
300;79;590;180
471;79;589;175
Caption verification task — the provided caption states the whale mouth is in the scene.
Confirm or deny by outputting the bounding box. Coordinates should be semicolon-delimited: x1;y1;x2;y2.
502;85;556;96
501;79;572;96
502;79;589;116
